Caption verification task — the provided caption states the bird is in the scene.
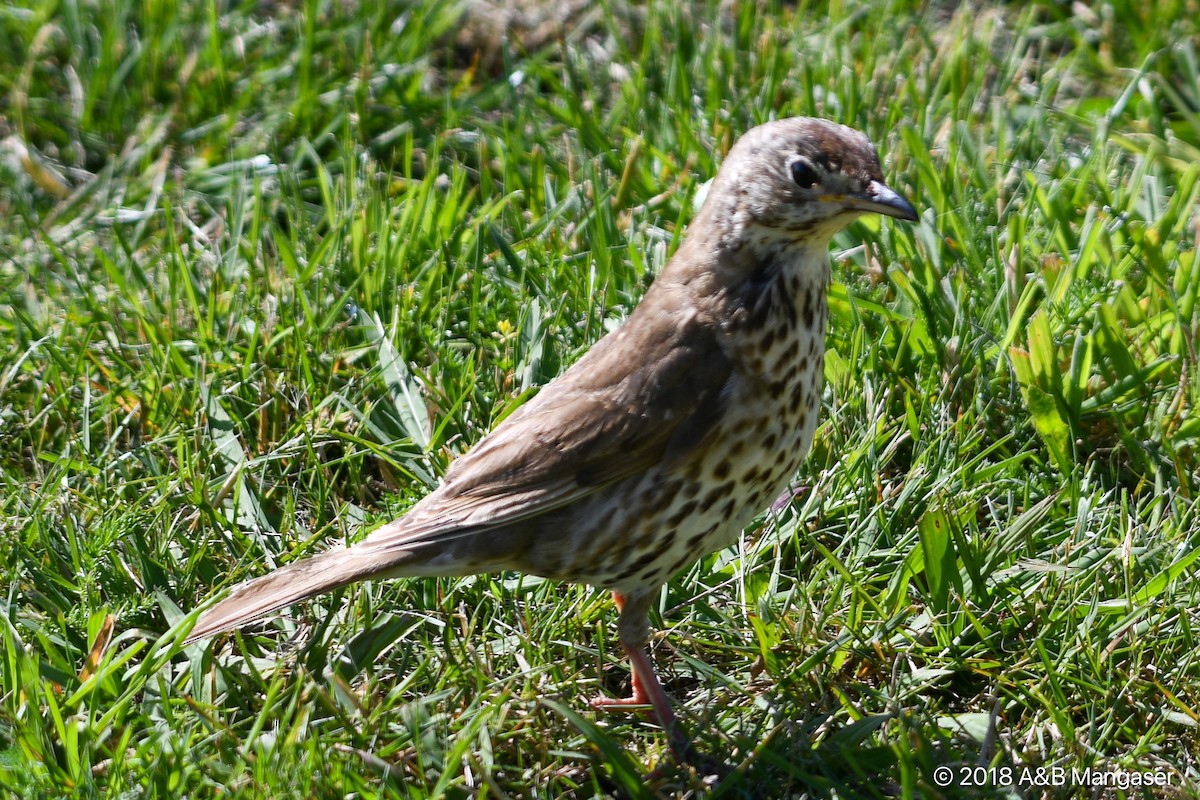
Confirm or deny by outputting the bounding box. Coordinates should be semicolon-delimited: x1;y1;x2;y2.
184;117;917;758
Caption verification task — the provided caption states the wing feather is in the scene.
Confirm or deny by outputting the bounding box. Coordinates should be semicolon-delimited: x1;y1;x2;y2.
373;289;733;546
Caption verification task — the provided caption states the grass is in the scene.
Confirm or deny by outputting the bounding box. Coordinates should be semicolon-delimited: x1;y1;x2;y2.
2;0;1199;796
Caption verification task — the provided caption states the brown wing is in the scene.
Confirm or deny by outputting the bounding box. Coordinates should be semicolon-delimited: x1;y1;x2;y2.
185;286;734;642
392;289;733;536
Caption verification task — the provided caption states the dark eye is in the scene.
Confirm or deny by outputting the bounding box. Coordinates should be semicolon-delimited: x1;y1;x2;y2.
790;159;819;189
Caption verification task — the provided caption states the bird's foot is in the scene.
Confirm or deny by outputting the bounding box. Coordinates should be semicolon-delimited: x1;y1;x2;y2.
591;675;694;764
590;696;654;714
589;685;654;714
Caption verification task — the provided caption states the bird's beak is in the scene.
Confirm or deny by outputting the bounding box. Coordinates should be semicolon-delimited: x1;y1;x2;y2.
838;180;918;222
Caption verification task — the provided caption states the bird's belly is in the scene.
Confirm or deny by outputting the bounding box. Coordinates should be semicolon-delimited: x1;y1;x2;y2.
530;338;825;592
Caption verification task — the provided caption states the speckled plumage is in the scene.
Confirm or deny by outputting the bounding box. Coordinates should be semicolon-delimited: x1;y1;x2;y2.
186;117;917;757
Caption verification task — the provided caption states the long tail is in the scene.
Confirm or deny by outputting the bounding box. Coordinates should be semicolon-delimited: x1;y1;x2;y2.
183;511;521;644
184;541;398;644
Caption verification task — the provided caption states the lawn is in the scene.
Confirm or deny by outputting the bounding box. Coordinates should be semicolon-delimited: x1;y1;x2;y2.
2;0;1199;797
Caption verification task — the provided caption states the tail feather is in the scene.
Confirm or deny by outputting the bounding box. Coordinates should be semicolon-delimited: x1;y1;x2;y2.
185;513;529;644
185;545;384;644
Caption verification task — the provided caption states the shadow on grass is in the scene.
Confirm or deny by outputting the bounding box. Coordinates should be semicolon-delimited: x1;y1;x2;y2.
552;698;1018;800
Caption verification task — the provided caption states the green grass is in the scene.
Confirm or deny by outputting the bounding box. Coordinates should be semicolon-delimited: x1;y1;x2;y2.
3;0;1200;796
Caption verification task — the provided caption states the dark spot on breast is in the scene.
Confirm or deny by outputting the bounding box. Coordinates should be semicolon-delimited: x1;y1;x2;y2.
713;460;732;480
611;565;637;582
666;499;699;528
786;336;802;363
760;327;777;352
699;486;724;512
802;291;820;329
626;549;659;573
750;485;774;508
746;255;779;293
734;255;794;330
632;530;659;550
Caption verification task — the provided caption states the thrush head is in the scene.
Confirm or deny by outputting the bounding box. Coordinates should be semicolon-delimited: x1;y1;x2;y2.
689;117;917;275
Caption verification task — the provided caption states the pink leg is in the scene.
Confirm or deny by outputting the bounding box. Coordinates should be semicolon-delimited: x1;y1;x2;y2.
591;591;690;760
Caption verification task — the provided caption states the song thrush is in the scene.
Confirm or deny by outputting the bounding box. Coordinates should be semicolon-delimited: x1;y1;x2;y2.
185;117;917;756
